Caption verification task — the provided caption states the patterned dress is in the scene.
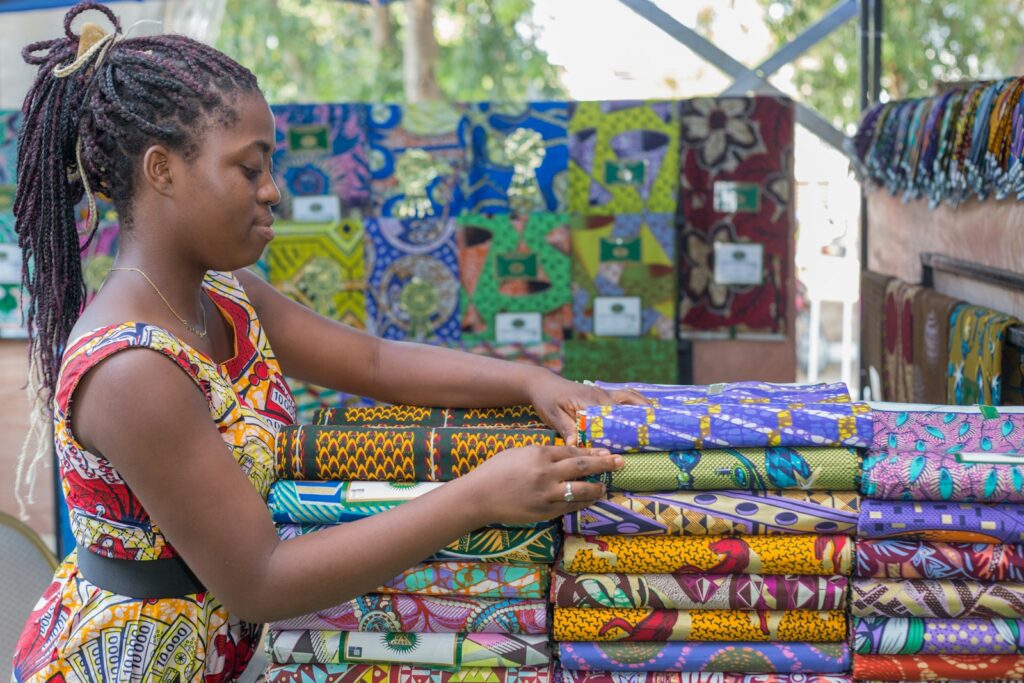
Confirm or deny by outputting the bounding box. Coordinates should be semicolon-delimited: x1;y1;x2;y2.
13;271;297;682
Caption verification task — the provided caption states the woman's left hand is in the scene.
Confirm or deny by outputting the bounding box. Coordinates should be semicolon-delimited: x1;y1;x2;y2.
526;373;649;445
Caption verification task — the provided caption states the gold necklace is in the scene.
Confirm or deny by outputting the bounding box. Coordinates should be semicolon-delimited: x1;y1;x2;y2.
109;267;208;338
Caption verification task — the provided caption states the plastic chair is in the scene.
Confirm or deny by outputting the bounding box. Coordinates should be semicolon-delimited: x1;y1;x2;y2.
0;511;57;683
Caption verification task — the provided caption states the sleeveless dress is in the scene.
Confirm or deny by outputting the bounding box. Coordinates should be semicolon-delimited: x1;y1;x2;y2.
12;271;297;682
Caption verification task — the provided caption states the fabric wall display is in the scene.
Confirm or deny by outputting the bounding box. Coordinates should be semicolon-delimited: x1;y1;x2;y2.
861;451;1024;503
912;288;962;404
561;534;853;576
854;617;1024;655
591;381;852;404
271;103;370;219
677;97;794;339
551;572;848;611
77;206;121;301
457;212;573;343
852;653;1024;681
858;500;1024;543
378;562;549;599
268;631;550;668
562;339;677;385
455;340;564;374
557;642;850;673
567;100;680;214
268;220;367;327
553;608;847;643
264;664;555;683
564;490;859;537
882;278;921;403
269;594;547;634
277;523;557;564
587;447;860;493
861;271;892;400
851;578;1024;619
949;304;1022;406
868;402;1024;454
579;403;873;452
854;540;1024;582
0;282;27;337
464;102;569;215
364;217;461;342
275;425;560;481
367;102;468;219
553;672;853;683
0;110;20;243
570;214;676;340
313;405;545;429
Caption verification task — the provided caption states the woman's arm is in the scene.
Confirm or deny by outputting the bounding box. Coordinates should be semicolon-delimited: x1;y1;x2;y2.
237;270;646;440
73;350;621;623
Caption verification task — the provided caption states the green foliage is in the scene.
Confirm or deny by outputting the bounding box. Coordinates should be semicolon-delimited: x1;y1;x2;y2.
214;0;565;103
759;0;1024;131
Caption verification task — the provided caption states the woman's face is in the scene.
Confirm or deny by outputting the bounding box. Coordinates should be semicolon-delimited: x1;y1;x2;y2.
172;90;281;272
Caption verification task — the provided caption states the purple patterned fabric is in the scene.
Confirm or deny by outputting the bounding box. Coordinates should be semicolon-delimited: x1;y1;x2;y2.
556;642;850;673
854;617;1024;655
858;500;1024;543
855;540;1024;582
593;381;852;404
862;451;1024;502
870;402;1024;454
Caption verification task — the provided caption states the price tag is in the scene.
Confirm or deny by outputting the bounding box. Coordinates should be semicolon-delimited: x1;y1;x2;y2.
713;181;761;213
713;242;764;286
293;195;342;223
495;312;543;344
594;296;642;337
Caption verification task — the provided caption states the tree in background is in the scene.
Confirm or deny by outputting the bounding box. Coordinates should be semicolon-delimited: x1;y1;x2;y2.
758;0;1024;132
215;0;565;103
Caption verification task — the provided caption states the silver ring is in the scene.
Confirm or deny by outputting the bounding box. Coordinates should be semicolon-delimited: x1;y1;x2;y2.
564;481;574;503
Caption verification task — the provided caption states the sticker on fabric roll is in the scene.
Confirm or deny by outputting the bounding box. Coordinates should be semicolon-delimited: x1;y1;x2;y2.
293;194;342;223
957;452;1024;465
713;242;764;285
345;481;443;503
713;181;761;213
495;312;543;344
599;237;642;263
288;124;331;152
344;632;459;666
496;252;539;280
980;404;1000;420
604;160;646;186
593;296;642;337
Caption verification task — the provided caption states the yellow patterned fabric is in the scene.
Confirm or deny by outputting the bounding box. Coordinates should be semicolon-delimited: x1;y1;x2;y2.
553;608;847;642
561;534;854;576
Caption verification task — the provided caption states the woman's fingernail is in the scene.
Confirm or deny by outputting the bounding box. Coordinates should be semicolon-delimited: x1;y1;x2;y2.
613;456;625;470
598;449;611;457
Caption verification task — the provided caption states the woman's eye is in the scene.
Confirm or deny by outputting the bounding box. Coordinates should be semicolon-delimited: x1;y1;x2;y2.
242;165;261;180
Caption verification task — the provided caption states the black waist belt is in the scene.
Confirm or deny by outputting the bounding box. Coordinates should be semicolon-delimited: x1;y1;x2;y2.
77;545;206;600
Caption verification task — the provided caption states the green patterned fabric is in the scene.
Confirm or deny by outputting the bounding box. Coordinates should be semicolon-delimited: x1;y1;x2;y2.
563;338;678;385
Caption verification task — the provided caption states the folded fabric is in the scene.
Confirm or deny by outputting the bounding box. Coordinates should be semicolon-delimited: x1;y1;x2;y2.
591;381;852;404
269;595;548;634
862;271;891;400
554;673;852;683
276;524;557;564
854;617;1024;655
948;304;1020;406
551;572;848;610
853;653;1024;681
561;535;853;576
553;608;846;642
557;642;851;673
882;278;920;403
870;402;1024;454
858;500;1024;543
313;405;546;429
268;630;550;667
861;451;1024;502
856;540;1024;582
587;448;861;492
579;403;872;452
266;664;554;683
269;480;443;524
852;578;1024;619
276;425;560;481
378;562;549;599
912;287;961;404
564;490;859;536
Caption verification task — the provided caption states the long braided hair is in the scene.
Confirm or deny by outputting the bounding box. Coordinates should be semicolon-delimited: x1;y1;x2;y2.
14;1;260;514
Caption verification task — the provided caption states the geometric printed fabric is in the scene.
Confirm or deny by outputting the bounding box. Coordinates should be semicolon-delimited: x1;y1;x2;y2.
0;109;20;243
268;220;366;328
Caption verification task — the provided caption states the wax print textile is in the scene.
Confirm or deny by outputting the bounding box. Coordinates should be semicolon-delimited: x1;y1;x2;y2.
556;642;850;673
861;451;1024;502
854;617;1024;655
858;500;1024;543
854;540;1024;582
851;578;1024;619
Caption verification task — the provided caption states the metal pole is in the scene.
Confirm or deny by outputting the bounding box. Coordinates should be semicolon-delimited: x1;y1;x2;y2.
857;0;871;396
872;0;883;104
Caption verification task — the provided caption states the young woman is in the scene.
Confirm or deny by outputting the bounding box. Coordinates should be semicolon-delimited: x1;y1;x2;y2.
11;3;641;680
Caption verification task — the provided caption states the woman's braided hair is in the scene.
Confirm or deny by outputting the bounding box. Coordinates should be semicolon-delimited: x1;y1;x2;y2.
15;1;260;401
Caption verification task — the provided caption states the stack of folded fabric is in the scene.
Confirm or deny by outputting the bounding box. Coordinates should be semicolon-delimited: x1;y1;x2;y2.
554;382;870;682
855;402;1024;682
264;405;561;683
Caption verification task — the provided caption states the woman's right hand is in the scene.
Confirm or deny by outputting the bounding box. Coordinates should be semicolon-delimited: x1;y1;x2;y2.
461;444;624;526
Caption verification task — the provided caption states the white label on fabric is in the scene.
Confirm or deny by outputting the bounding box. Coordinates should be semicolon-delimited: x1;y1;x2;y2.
0;244;22;284
293;195;342;223
345;481;443;503
957;452;1024;465
714;242;764;285
495;312;543;344
593;296;642;337
343;632;459;666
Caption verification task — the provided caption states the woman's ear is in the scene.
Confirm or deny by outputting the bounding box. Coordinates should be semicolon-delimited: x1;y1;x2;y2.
141;145;175;197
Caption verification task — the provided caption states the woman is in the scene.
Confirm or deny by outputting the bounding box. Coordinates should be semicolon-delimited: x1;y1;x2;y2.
11;3;640;680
